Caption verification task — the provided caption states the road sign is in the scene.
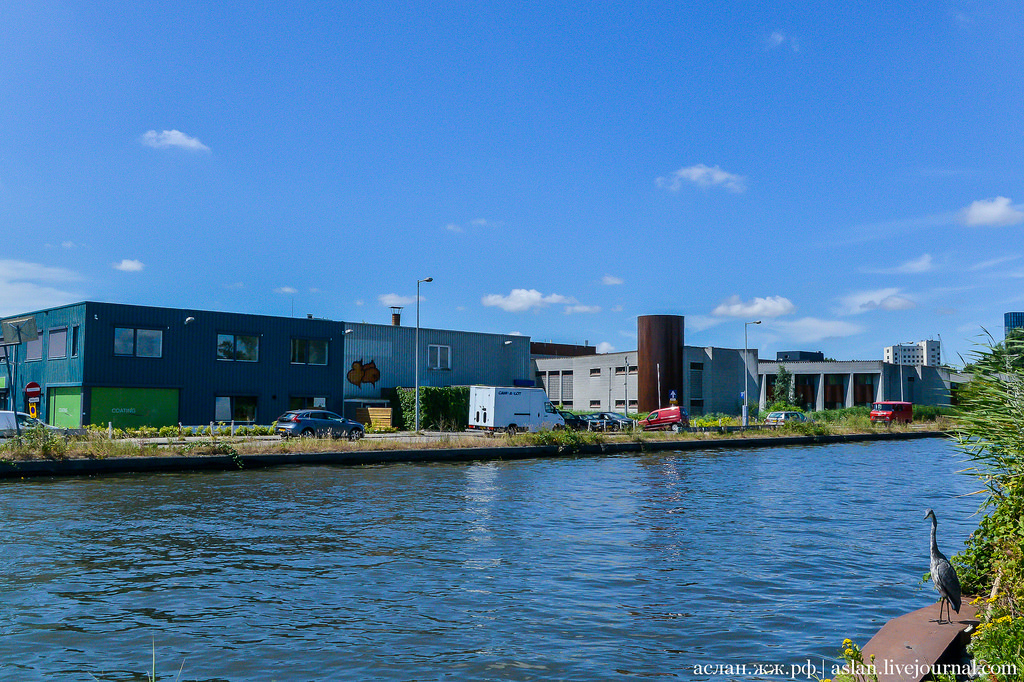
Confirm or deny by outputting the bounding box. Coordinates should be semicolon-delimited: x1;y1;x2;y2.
25;382;41;399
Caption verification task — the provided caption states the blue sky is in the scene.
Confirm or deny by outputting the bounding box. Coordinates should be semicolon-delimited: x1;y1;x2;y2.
2;1;1022;367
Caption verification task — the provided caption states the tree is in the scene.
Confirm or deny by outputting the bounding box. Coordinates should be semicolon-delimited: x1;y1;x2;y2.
774;364;794;406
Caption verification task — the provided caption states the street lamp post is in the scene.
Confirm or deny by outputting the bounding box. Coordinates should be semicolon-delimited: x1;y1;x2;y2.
743;320;761;427
415;277;433;433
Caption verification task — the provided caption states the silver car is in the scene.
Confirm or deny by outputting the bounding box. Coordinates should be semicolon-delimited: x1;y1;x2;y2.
275;410;365;440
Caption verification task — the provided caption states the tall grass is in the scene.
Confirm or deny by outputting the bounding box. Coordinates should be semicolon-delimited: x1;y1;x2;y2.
948;339;1024;672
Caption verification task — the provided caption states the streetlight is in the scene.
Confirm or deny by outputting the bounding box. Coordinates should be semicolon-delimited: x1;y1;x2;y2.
415;277;433;433
743;320;761;427
340;329;353;418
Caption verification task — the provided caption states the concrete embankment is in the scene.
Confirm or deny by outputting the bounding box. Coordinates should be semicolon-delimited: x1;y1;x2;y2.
0;430;946;479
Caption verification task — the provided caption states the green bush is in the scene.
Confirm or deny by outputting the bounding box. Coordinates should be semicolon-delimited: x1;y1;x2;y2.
390;386;470;431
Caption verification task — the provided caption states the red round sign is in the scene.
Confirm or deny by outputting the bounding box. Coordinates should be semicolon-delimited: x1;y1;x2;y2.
24;381;41;398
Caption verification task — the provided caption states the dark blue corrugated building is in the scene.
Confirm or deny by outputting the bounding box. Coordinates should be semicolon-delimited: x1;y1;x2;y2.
0;302;532;428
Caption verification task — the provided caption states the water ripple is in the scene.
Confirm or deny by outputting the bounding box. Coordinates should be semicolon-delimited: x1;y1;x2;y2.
0;439;978;680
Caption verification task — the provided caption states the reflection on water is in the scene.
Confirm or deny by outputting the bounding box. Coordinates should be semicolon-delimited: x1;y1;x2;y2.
0;439;978;680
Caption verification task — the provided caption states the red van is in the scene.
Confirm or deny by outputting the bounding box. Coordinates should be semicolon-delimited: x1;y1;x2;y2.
870;401;913;424
638;406;690;432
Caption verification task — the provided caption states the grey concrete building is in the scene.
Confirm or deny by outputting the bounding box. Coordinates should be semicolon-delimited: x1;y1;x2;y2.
758;359;964;411
533;344;757;416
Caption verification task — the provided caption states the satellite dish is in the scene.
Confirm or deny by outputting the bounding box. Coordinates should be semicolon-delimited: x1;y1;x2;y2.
1;317;38;344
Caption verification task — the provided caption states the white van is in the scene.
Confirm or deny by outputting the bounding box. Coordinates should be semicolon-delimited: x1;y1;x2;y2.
467;386;565;435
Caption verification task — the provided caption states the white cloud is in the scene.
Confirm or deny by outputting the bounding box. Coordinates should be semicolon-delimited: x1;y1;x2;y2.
445;223;463;233
969;255;1020;271
141;129;211;152
378;293;419;307
0;260;82;316
896;254;934;273
602;275;624;285
712;295;795;319
565;305;601;314
839;288;916;314
686;315;726;332
766;31;800;52
960;196;1024;227
596;341;616;353
113;259;144;272
481;289;575;312
772;318;865;343
656;164;747;193
224;281;244;289
275;286;298;294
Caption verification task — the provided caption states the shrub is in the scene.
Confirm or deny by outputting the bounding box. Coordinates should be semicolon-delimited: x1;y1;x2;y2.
390;386;470;431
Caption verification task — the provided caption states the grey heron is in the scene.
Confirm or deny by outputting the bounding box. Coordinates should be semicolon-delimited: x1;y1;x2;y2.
924;508;962;623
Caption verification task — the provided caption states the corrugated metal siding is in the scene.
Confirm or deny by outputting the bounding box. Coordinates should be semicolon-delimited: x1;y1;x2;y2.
344;323;532;396
1;303;87;421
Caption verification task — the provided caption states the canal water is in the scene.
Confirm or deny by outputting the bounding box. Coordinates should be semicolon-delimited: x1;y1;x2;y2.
1;439;980;681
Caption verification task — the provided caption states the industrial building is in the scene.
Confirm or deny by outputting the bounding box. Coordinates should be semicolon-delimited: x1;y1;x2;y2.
0;302;531;428
532;315;759;416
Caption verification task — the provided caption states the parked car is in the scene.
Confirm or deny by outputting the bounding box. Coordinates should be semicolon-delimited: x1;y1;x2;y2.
763;411;807;426
557;410;587;431
275;410;364;440
638;406;690;432
0;411;65;438
582;412;635;431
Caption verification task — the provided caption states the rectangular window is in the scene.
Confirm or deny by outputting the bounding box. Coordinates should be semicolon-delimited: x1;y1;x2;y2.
26;336;42;361
291;338;328;365
114;327;163;358
136;329;163;358
216;396;258;422
614;399;625;408
289;396;328;410
48;328;67;359
589;399;601;409
615;366;626;375
629;365;637;374
427;344;451;370
589;368;601;377
71;326;80;357
218;333;259;362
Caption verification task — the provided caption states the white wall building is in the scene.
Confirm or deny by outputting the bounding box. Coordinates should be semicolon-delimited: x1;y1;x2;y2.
884;340;941;367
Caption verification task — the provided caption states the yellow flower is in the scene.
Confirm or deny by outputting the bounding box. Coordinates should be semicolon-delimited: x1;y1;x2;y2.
987;595;999;603
844;648;854;658
843;638;852;647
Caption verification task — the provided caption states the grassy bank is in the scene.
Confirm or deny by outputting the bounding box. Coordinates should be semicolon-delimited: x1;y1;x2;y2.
0;410;948;462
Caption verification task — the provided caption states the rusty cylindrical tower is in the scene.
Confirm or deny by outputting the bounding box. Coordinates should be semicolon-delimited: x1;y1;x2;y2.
637;315;684;413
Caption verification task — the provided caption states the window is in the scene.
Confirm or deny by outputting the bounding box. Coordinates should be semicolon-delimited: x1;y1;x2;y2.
589;399;601;409
614;399;625;408
218;333;259;362
48;328;67;359
291;338;328;365
71;326;80;357
427;344;451;370
215;396;258;422
289;396;328;410
590;368;601;377
26;336;42;361
615;366;626;375
114;327;163;358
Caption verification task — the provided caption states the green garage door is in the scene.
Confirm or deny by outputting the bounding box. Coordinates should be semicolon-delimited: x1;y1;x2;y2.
90;388;180;429
48;387;83;429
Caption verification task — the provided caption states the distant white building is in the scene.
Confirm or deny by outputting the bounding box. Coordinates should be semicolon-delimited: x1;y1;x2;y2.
884;340;941;367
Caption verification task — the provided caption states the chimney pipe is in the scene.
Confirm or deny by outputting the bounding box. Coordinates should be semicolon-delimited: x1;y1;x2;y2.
390;306;403;326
